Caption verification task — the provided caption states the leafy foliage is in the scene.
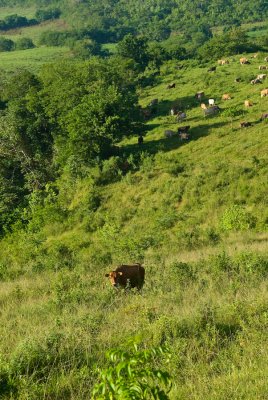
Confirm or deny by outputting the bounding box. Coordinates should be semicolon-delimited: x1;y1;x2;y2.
92;344;172;400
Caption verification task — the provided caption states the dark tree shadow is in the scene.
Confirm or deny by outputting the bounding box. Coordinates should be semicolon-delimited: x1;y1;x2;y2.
122;120;228;158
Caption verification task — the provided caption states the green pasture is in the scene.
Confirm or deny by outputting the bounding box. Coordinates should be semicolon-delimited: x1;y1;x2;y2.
0;46;71;72
0;6;36;19
0;52;268;398
0;18;69;44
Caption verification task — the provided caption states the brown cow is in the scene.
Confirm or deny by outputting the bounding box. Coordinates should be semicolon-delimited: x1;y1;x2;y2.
105;264;145;289
240;121;252;128
261;88;268;97
259;65;268;70
222;94;231;100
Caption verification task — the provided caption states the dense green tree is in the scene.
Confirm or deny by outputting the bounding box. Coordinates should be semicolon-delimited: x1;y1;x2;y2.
117;34;149;71
0;37;14;52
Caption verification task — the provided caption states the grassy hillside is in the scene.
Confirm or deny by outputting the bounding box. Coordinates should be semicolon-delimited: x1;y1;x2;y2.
0;53;268;398
0;18;69;44
0;46;71;71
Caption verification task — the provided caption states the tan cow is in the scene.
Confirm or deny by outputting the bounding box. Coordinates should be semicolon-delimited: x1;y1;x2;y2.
222;94;231;100
218;59;229;65
261;89;268;97
259;65;268;70
264;57;268;62
105;264;145;289
244;100;253;107
240;57;249;65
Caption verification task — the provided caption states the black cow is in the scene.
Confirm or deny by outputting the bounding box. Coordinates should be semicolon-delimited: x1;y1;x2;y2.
178;125;190;133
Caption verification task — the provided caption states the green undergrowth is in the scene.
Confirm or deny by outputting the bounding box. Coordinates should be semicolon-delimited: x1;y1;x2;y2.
0;52;268;398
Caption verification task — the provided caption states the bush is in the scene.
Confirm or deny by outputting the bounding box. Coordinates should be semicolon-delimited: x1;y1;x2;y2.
92;343;172;399
15;37;35;50
0;37;14;52
35;8;61;22
220;205;256;232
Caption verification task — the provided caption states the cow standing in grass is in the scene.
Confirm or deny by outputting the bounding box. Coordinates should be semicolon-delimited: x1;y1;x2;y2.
105;264;145;290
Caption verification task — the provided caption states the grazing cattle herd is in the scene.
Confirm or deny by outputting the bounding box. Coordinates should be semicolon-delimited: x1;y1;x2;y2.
137;54;268;151
107;54;268;290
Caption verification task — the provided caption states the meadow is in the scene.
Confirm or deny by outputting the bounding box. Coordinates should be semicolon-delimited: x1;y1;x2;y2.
0;46;71;72
0;18;70;44
0;52;268;398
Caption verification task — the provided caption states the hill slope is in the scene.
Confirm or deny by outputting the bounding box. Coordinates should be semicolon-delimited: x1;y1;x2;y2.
0;52;267;398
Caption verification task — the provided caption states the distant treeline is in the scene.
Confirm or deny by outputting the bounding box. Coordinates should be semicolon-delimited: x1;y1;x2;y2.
0;8;61;31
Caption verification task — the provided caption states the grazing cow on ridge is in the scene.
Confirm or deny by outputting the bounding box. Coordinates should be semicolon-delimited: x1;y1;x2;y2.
240;57;250;65
105;263;145;290
178;125;190;133
257;74;266;80
218;59;229;65
240;121;252;128
167;83;176;89
176;111;187;121
251;78;261;85
259;65;267;70
203;105;220;116
261;88;268;97
244;100;253;107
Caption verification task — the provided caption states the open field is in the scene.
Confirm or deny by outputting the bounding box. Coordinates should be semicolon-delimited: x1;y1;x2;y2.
0;18;70;44
0;52;268;398
0;6;36;18
0;46;71;72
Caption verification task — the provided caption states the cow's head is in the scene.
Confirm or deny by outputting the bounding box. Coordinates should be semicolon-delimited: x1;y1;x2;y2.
105;271;123;287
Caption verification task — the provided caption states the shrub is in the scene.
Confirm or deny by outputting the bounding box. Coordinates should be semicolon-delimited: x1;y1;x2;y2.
220;205;256;232
0;37;14;52
15;37;35;50
92;343;172;399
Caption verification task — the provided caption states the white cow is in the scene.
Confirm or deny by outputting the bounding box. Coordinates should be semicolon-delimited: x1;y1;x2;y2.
208;98;215;106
